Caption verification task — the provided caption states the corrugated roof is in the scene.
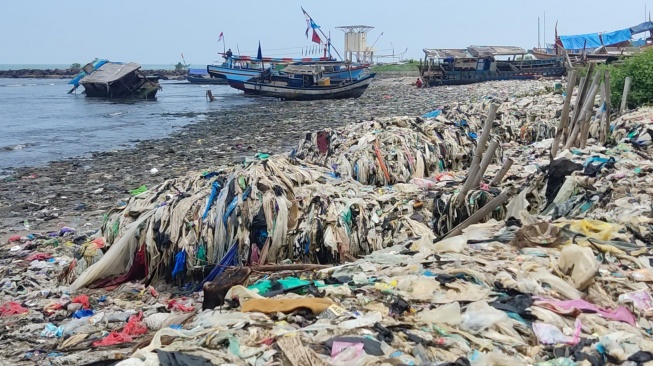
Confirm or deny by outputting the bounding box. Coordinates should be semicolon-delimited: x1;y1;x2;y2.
80;62;141;84
423;48;470;59
468;46;527;56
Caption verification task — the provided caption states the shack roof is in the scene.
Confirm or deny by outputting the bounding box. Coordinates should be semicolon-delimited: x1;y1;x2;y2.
423;48;470;59
468;46;527;56
80;62;141;84
281;65;323;75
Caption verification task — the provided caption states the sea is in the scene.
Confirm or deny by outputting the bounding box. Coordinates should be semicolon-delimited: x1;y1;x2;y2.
0;72;252;177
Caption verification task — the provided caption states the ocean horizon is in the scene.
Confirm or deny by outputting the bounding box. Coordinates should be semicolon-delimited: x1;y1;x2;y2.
0;63;215;71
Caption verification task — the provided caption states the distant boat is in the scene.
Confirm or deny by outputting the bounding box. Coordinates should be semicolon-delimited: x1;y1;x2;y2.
68;60;161;99
186;68;227;85
418;46;566;86
207;55;367;90
236;64;376;101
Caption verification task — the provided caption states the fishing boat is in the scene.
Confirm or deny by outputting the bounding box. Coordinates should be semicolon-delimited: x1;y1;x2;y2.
418;46;566;87
186;68;227;84
237;64;375;101
68;60;161;99
207;55;367;91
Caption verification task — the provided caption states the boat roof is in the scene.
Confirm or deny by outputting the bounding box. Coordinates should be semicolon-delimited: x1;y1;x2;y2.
423;46;527;59
80;62;141;84
281;65;324;75
423;49;470;59
468;46;527;56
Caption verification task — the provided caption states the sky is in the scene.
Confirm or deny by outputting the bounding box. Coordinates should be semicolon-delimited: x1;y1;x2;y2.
0;0;651;65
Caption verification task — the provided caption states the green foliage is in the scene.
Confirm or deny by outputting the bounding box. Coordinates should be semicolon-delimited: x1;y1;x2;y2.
70;63;81;69
601;49;653;109
174;62;189;71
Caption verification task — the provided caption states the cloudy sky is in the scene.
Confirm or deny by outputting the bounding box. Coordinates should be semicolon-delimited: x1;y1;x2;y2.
0;0;650;65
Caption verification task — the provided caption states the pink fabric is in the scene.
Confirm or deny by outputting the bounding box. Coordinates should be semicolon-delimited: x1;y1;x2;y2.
534;298;635;325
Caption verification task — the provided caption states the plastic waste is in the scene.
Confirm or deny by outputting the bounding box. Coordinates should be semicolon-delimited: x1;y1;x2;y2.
0;302;28;317
532;319;581;345
417;302;462;325
433;235;467;253
72;309;94;319
558;244;598;290
71;295;90;310
461;301;508;334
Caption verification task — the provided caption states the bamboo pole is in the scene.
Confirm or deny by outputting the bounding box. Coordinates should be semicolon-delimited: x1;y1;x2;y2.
579;83;601;149
489;158;514;186
567;82;599;150
455;104;498;206
443;189;512;239
603;70;611;144
620;76;632;114
551;70;578;158
598;82;606;144
472;140;499;187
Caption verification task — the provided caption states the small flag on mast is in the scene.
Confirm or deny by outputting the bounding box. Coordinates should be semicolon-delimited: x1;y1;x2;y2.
301;7;320;39
312;29;321;44
217;32;224;42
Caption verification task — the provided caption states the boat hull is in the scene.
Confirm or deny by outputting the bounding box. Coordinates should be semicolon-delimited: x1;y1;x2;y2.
425;67;566;86
186;75;228;85
240;74;375;101
210;64;367;84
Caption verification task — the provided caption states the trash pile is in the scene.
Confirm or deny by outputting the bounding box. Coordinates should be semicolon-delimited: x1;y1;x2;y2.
2;80;653;365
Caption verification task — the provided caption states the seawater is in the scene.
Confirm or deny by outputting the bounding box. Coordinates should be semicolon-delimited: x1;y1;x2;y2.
0;78;252;175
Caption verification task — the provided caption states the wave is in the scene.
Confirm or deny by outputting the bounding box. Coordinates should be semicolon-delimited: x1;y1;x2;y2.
2;142;37;151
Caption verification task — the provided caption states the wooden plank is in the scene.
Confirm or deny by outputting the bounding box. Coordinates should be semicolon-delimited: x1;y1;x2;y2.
604;70;611;144
620;76;632;114
551;70;578;158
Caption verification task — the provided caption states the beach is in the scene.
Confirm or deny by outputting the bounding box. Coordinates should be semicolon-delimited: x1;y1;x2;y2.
0;78;547;241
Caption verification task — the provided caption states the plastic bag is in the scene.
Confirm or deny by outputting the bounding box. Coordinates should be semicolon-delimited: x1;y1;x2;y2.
71;295;90;310
532;319;581;345
558;244;598;290
461;301;508;334
167;298;194;312
417;302;462;325
0;302;28;317
433;235;466;253
72;309;94;319
123;311;147;336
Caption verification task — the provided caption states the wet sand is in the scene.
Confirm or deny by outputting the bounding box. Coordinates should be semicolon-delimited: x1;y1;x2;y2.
0;78;548;240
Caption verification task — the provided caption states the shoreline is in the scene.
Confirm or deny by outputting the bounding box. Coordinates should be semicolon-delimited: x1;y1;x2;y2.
0;77;548;241
0;68;188;80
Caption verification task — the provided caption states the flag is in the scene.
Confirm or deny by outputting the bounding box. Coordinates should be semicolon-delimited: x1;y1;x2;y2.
257;41;262;60
301;7;320;39
217;32;224;42
312;29;321;44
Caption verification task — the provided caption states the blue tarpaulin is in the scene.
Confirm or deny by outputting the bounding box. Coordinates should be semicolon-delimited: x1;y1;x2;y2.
632;38;646;47
601;29;632;46
630;21;653;35
560;33;602;50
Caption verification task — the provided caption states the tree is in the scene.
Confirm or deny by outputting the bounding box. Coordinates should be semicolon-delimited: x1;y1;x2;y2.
70;63;81;69
174;62;189;71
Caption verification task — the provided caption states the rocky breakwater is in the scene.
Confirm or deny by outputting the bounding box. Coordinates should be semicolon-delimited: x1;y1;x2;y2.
0;68;187;80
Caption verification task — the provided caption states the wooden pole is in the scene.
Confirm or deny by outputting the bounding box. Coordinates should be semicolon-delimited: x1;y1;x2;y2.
490;158;514;186
551;70;578;158
443;189;512;239
456;104;498;206
620;76;632;114
598;81;606;144
565;70;599;150
472;140;499;187
578;83;600;149
603;70;611;144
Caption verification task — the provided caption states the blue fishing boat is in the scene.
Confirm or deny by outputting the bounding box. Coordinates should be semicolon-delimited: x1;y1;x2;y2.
208;55;367;91
238;65;376;101
418;46;566;87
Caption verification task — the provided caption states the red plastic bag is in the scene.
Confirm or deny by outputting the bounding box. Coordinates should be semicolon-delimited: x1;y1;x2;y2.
44;302;65;316
167;298;194;312
26;253;52;261
0;302;28;317
92;331;133;347
71;295;91;310
92;311;147;347
123;311;147;336
8;236;21;242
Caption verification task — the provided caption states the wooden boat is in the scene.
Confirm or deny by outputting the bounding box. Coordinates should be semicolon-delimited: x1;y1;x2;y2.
236;65;375;101
69;60;161;99
186;68;227;84
208;55;367;90
418;46;566;87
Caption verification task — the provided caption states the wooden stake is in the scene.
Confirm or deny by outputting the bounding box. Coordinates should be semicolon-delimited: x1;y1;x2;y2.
472;140;499;187
579;83;600;148
490;158;514;186
551;70;578;158
620;76;632;114
206;90;216;102
443;189;512;239
456;104;498;206
603;70;611;144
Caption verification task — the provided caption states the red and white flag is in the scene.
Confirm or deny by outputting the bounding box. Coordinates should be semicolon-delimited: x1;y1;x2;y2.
217;32;224;42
